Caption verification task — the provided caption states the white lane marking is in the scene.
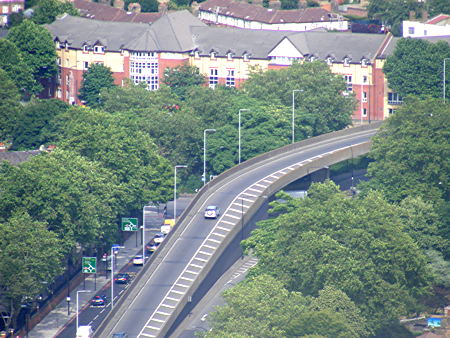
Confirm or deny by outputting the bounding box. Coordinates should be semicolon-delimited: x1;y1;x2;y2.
161;303;176;309
207;238;221;243
151;318;165;323
221;220;235;225
242;192;258;197
254;183;267;188
248;187;263;193
156;311;171;316
216;226;231;231
190;263;204;268
180;276;194;281
228;208;241;213
212;232;226;237
203;244;217;249
185;269;199;275
199;250;213;255
224;214;240;219
176;283;189;288
171;290;185;295
195;256;208;262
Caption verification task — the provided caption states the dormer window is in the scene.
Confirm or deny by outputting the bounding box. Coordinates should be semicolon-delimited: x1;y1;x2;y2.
210;51;216;59
227;52;233;61
361;58;368;67
94;45;105;54
344;57;350;66
326;57;333;65
82;45;89;53
55;41;60;49
243;53;249;62
194;50;200;59
309;55;316;62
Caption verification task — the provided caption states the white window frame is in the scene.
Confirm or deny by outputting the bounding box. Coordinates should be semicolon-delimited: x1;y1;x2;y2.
388;92;403;105
226;69;235;87
343;75;352;92
209;68;218;89
94;45;105;54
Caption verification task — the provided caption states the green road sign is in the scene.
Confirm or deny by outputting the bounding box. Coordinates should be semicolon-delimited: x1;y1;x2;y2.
121;217;138;231
82;257;97;274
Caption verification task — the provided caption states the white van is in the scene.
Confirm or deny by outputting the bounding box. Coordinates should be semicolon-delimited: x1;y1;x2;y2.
76;325;93;338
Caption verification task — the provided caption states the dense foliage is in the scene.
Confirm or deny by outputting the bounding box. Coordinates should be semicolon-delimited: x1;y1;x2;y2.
230;181;433;335
32;0;78;24
383;38;450;99
79;63;116;107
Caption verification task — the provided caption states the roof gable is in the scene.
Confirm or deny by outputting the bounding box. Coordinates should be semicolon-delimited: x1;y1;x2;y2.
268;37;303;58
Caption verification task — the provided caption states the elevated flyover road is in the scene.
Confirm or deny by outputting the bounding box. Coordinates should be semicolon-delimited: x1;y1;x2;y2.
96;122;382;338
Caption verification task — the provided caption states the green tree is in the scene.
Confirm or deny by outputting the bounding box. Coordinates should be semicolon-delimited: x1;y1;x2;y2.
7;20;57;89
32;0;78;24
52;107;172;210
162;65;206;100
6;11;24;28
0;212;64;330
0;150;122;248
427;0;450;16
0;69;21;142
11;99;71;150
242;62;356;139
244;181;432;333
363;97;449;253
0;38;39;97
383;38;450;99
205;274;308;338
368;0;424;36
79;63;115;107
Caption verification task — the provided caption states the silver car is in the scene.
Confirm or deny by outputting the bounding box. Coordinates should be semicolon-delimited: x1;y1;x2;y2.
204;205;220;219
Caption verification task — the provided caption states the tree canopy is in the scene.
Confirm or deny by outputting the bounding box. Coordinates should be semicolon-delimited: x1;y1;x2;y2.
0;69;21;142
79;63;116;107
7;20;57;88
31;0;78;24
242;181;433;333
383;38;450;99
162;65;207;100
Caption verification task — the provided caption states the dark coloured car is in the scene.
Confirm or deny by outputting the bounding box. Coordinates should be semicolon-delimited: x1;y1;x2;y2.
91;295;107;307
146;240;160;253
114;273;130;284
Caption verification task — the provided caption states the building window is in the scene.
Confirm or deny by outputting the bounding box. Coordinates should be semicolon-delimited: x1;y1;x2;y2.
326;57;333;65
408;27;415;35
209;68;218;88
12;4;20;12
424;30;427;36
361;59;368;67
343;75;352;92
363;75;368;84
57;57;61;66
226;69;235;87
210;52;216;60
94;45;105;53
83;61;89;70
57;88;62;99
362;91;367;102
129;52;159;90
2;6;8;13
388;92;403;105
82;45;89;53
243;53;249;62
344;57;350;67
362;108;367;116
388;108;397;115
194;51;200;59
227;52;233;61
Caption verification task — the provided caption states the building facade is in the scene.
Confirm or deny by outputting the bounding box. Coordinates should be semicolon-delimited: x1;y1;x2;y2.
0;0;24;26
47;10;404;121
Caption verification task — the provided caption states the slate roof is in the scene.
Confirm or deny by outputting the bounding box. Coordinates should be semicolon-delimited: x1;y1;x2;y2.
426;14;450;25
47;11;388;60
73;0;163;23
46;10;206;52
199;0;342;24
0;150;41;165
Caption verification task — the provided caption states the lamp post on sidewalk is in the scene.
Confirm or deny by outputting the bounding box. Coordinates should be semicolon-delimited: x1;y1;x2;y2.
111;245;124;310
174;165;187;220
203;129;216;185
76;290;91;332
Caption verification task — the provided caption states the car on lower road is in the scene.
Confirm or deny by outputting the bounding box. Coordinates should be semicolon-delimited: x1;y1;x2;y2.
91;295;107;307
152;232;166;243
146;241;160;253
204;205;220;219
114;273;130;284
133;255;144;265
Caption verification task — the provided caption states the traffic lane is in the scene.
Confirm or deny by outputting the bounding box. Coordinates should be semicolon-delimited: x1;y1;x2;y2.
105;130;377;336
109;239;206;335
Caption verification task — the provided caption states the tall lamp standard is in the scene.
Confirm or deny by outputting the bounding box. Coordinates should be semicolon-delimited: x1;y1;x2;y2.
444;58;450;103
238;109;249;164
111;245;124;310
292;89;303;144
203;129;216;185
174;165;187;220
76;290;91;333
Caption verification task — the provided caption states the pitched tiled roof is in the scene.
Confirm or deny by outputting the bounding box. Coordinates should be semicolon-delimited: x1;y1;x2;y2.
199;0;342;24
426;14;450;25
0;150;41;165
73;0;163;23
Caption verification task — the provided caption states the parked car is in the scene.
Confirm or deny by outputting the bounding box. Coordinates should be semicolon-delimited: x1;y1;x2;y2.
114;273;130;284
204;205;220;219
91;295;107;307
133;255;144;265
153;232;166;243
76;325;93;337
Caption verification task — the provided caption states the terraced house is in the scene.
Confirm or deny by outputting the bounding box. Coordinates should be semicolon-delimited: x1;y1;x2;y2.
46;10;403;121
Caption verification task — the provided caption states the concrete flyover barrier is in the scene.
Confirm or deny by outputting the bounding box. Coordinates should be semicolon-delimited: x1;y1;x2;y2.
94;121;382;338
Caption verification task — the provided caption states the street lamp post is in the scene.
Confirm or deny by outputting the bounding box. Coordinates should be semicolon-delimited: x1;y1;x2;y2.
111;245;124;310
444;58;450;103
174;165;187;220
66;296;71;316
76;290;91;333
292;89;303;144
203;129;216;185
238;109;249;164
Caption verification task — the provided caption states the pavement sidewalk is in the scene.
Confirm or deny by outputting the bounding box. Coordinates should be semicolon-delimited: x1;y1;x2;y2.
28;229;152;338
